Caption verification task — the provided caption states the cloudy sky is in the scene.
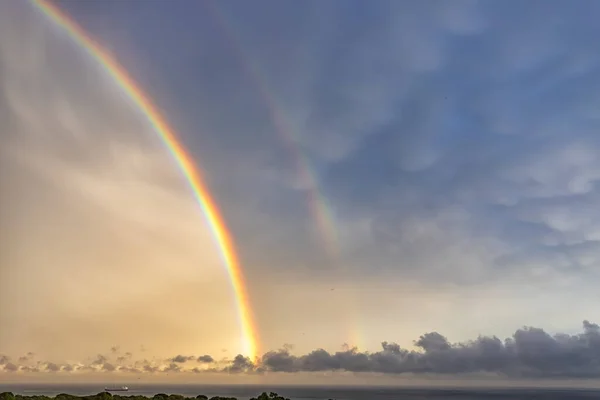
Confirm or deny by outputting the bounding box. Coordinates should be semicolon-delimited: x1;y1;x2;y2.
2;0;600;384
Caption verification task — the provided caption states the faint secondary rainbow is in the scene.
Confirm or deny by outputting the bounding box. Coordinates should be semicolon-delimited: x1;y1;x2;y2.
208;5;366;351
206;3;342;262
31;0;260;361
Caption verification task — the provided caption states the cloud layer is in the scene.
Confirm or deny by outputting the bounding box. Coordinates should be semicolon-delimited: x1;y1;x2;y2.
50;0;600;289
2;321;600;379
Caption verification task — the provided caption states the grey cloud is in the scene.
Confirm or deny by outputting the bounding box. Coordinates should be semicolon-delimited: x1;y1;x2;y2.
18;352;34;363
15;0;600;290
118;366;141;374
228;0;600;284
44;363;60;372
20;365;40;373
171;355;195;363
3;363;17;372
161;363;181;373
117;352;133;364
61;364;75;372
134;359;152;367
415;332;451;353
0;355;9;365
45;0;485;281
197;355;214;363
2;320;600;378
260;320;600;378
222;354;255;374
102;363;116;372
218;0;482;164
91;355;108;366
584;320;600;331
143;365;160;373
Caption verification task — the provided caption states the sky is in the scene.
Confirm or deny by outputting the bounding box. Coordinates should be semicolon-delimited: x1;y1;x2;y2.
2;0;600;385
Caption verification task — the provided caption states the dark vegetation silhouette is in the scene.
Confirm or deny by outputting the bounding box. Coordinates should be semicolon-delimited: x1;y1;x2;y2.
0;393;296;400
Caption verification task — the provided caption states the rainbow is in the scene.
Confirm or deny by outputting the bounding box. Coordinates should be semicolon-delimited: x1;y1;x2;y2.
206;3;341;262
30;0;260;361
207;5;366;350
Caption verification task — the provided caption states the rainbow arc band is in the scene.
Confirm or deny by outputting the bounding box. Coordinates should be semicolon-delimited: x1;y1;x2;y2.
31;0;260;362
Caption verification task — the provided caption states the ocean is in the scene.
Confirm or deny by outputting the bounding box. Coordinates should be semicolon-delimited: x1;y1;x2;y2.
0;384;599;400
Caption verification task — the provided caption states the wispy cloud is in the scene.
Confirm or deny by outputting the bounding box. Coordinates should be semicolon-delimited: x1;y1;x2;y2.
0;0;243;360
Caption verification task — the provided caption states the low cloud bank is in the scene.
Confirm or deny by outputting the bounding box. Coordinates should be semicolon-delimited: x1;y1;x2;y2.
2;321;600;378
260;321;600;378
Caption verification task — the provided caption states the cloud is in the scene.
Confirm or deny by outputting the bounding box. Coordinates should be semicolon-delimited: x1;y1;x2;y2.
171;355;195;363
91;355;108;366
18;352;35;363
181;0;600;288
2;321;600;378
162;363;181;373
197;355;214;363
117;366;142;374
143;365;160;374
306;0;600;286
258;320;600;378
45;363;60;372
55;0;600;292
102;363;116;372
61;364;75;372
116;352;133;364
3;363;18;372
20;366;40;373
222;355;255;374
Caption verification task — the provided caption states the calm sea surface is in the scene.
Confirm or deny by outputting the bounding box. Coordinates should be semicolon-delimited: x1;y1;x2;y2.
0;384;599;400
